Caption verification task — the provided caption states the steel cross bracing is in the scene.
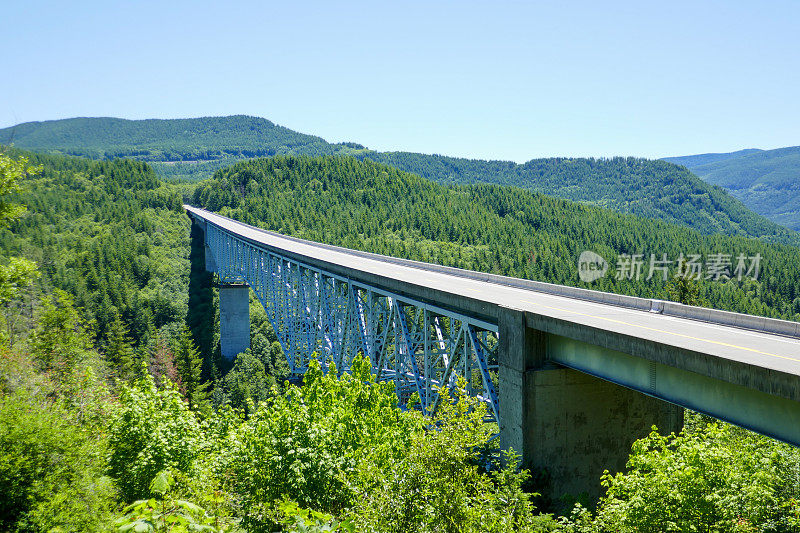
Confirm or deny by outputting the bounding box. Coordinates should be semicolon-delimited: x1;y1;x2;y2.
205;223;501;426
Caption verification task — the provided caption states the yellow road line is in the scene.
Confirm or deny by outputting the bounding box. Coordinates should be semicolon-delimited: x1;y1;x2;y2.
519;299;800;364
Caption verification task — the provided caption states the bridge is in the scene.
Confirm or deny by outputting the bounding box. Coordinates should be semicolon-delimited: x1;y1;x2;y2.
186;205;800;499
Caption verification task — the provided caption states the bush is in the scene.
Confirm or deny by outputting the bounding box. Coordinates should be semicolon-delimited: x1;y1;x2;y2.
223;355;416;530
350;385;552;533
563;415;800;532
0;391;116;532
107;371;203;502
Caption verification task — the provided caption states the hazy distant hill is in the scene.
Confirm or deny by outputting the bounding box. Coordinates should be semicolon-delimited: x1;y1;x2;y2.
3;115;799;245
664;149;763;169
665;146;800;230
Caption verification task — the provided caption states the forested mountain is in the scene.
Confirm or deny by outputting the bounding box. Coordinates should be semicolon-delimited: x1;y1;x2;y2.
665;146;800;230
0;147;188;348
5;116;798;246
194;155;800;321
0;115;353;161
361;152;800;245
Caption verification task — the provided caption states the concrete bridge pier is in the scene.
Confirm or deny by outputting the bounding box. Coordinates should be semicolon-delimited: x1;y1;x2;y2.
219;284;250;360
498;307;683;502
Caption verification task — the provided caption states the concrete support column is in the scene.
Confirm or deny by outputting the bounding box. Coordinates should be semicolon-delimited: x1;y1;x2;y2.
499;306;544;465
526;367;683;500
498;306;683;502
219;284;250;360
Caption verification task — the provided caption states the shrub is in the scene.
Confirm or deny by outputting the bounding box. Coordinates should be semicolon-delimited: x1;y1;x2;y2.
108;371;203;501
223;355;419;531
0;391;116;532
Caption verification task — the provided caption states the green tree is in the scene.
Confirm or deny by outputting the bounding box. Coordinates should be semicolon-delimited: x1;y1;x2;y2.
0;153;39;346
114;470;225;533
558;415;800;532
106;310;137;381
0;152;38;225
0;392;116;532
0;257;38;347
174;325;210;412
212;350;270;414
27;290;94;375
666;275;703;306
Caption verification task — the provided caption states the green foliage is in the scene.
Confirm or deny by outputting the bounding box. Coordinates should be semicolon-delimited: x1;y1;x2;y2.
0;147;188;350
665;275;704;306
0;152;40;346
106;309;139;381
212;350;271;414
107;371;203;502
598;422;800;532
0;151;39;225
0;256;38;346
0;257;37;306
554;415;800;532
114;470;224;533
351;385;546;533
174;325;211;412
28;289;95;375
0;391;116;533
278;500;354;533
223;355;416;530
217;356;554;532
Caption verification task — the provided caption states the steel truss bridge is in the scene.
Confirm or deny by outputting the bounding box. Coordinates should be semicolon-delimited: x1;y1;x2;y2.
204;213;500;426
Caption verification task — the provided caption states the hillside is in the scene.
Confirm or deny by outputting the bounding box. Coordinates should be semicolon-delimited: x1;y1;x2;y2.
4;116;799;246
665;146;800;230
194;155;800;321
0;147;189;347
0;115;356;161
363;151;800;244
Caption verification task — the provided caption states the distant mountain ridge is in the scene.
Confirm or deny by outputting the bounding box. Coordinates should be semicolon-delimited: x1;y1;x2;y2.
664;149;763;169
664;146;800;230
2;115;799;246
0;115;346;160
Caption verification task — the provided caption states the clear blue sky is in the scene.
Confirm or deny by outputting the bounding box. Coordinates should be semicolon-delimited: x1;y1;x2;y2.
2;0;798;162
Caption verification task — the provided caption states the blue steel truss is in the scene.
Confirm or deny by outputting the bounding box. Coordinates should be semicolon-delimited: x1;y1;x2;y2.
204;222;501;426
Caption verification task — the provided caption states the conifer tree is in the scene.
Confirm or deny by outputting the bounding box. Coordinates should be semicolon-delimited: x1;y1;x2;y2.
105;310;137;381
173;325;210;412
